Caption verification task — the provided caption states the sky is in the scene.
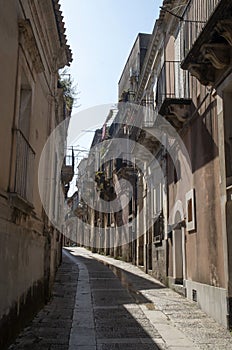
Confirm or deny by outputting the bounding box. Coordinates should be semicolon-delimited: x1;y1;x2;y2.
58;0;163;194
59;0;162;115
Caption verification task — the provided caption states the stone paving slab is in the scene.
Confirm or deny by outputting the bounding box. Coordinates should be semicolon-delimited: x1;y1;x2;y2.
8;247;232;350
68;249;168;350
68;247;232;350
97;345;159;350
8;253;79;350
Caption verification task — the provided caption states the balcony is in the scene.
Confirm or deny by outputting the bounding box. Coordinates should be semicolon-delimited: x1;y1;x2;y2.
95;171;116;201
113;163;137;199
61;149;74;185
181;0;221;58
181;0;232;86
61;149;75;199
156;61;192;128
141;100;155;128
119;90;136;103
116;163;137;181
73;199;87;218
61;164;74;184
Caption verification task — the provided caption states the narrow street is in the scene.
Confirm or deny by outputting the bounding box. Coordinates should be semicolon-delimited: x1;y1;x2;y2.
2;1;232;349
8;248;232;350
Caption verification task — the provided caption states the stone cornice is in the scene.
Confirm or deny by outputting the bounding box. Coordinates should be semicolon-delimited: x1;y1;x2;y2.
18;19;45;73
29;0;72;70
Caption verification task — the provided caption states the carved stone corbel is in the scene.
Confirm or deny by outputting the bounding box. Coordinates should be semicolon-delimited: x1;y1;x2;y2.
188;62;215;86
216;19;232;47
166;115;182;130
168;104;191;122
201;43;230;70
18;19;45;73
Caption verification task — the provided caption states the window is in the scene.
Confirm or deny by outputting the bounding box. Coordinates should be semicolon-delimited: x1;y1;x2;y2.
186;189;196;231
14;69;35;203
18;84;32;139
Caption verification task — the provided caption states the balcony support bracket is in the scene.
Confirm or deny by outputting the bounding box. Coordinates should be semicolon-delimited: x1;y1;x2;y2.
216;19;232;47
168;103;192;123
188;62;215;86
201;43;230;70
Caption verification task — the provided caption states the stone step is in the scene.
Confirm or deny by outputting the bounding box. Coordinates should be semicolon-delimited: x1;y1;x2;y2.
171;283;186;297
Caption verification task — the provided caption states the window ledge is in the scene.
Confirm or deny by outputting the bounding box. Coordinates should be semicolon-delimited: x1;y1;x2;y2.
9;192;34;214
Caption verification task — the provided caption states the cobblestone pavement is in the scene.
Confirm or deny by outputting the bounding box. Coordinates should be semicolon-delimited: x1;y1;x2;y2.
8;247;232;350
70;247;232;350
66;249;164;350
8;253;79;350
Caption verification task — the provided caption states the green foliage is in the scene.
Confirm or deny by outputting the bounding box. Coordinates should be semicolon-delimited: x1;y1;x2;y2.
59;68;78;113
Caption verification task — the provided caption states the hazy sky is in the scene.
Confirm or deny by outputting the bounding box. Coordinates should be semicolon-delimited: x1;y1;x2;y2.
59;0;162;116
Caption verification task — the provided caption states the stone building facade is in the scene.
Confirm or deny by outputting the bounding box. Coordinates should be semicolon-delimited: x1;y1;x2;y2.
178;0;232;328
75;0;232;329
0;1;72;348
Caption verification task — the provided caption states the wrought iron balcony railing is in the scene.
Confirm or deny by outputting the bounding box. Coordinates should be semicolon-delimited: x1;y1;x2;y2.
61;148;74;184
181;0;221;57
181;0;232;86
156;61;191;116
